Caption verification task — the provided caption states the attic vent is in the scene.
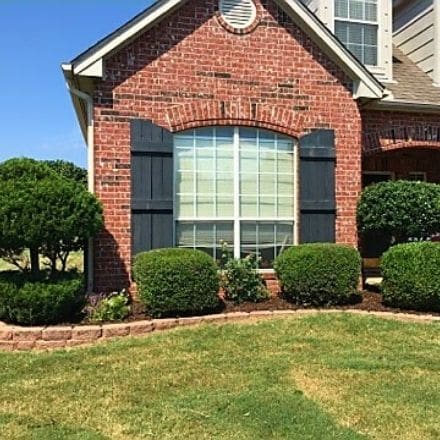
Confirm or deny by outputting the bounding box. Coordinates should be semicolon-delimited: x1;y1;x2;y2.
219;0;257;30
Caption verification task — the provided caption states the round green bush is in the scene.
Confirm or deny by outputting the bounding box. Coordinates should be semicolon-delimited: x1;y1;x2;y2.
0;276;86;326
381;242;440;311
133;248;221;318
274;244;361;306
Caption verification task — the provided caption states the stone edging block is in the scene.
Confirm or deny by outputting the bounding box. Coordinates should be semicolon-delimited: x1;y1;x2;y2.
0;309;438;352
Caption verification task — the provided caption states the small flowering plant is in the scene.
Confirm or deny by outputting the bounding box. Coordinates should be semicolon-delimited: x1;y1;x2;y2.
219;242;268;304
86;289;131;323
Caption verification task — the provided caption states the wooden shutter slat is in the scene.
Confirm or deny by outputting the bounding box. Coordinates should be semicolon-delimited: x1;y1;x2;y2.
299;129;336;243
131;120;174;256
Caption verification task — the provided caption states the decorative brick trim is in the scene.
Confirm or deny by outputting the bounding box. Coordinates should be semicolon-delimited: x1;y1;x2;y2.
0;310;438;352
364;124;440;155
215;7;261;35
165;101;310;138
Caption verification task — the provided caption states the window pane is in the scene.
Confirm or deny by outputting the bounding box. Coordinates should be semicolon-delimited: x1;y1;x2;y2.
277;174;293;196
196;172;214;194
335;20;378;65
259;173;275;194
217;172;234;195
259;196;276;217
363;24;378;45
349;0;364;20
240;222;294;268
276;223;294;257
216;195;234;217
364;46;377;66
335;0;348;18
196;195;215;217
240;175;257;195
278;197;294;217
241;195;257;217
365;2;377;21
176;223;194;247
175;127;296;266
176;172;193;194
176;221;234;261
176;195;193;217
176;148;193;171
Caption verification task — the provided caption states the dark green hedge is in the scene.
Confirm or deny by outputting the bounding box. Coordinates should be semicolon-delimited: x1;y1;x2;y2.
133;248;221;318
381;242;440;312
0;274;86;326
274;244;361;306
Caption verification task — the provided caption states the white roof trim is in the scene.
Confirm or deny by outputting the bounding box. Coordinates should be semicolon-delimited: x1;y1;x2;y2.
72;0;183;75
66;0;384;99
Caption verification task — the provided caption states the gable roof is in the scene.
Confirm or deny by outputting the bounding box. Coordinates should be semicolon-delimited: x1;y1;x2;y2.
62;0;384;100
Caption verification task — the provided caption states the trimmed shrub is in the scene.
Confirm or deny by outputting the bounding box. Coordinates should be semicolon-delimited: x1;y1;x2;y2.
133;248;220;318
357;180;440;243
381;242;440;311
0;275;86;326
274;244;361;306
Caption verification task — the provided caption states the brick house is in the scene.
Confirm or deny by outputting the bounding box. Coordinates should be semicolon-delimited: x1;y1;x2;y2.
62;0;440;293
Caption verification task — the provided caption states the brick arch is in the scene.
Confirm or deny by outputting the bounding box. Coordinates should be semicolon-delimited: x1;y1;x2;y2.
364;124;440;155
364;140;440;156
165;100;311;138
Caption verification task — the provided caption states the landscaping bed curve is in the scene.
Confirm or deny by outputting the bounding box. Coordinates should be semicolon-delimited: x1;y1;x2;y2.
1;307;439;352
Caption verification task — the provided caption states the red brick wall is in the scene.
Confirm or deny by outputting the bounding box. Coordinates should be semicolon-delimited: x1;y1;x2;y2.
92;0;362;293
362;110;440;154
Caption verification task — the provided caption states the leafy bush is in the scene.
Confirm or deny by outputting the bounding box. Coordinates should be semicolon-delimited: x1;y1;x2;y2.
133;248;220;318
381;242;440;311
44;160;87;186
0;158;103;274
357;180;440;243
220;247;268;304
274;244;361;306
89;291;131;323
0;275;86;326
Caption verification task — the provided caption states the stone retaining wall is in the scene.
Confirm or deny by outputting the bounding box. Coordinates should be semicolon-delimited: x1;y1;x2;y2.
1;309;439;352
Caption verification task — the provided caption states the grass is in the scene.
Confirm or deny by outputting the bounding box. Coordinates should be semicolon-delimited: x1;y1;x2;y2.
0;251;83;273
0;314;439;439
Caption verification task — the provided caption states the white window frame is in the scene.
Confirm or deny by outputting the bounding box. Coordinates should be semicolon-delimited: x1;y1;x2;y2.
333;0;380;68
173;127;299;264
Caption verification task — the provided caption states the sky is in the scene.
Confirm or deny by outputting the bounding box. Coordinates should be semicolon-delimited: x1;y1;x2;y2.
0;0;155;168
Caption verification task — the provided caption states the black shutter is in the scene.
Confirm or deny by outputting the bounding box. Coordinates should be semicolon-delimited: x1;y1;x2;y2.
131;120;174;256
299;129;336;243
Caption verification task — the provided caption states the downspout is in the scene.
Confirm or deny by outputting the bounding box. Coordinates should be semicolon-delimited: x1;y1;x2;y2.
66;81;95;293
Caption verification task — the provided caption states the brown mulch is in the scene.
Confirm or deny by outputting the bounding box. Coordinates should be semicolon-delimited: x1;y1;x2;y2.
126;290;440;322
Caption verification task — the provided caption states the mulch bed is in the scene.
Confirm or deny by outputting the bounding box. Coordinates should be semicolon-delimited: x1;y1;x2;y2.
126;290;440;322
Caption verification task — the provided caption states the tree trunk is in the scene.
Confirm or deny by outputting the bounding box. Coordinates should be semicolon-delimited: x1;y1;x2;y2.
30;247;39;276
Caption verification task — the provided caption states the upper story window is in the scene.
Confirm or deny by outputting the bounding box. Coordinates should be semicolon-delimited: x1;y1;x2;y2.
334;0;378;66
174;127;296;268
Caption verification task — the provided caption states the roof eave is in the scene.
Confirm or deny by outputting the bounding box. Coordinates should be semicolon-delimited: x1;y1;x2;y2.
67;0;384;101
61;63;89;142
365;99;440;114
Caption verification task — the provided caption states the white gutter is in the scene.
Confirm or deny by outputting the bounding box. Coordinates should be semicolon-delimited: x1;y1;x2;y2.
366;99;440;114
64;70;95;293
434;0;440;87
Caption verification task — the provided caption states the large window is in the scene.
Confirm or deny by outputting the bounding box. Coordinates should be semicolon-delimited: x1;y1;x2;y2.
334;0;378;66
174;127;296;268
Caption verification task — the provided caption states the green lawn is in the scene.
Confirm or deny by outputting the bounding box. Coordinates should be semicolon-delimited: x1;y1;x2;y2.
0;251;83;273
0;314;439;439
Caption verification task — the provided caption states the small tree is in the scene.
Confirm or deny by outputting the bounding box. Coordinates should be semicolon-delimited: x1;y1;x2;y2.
0;158;103;275
357;180;440;244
